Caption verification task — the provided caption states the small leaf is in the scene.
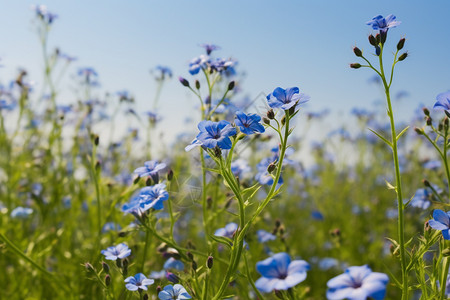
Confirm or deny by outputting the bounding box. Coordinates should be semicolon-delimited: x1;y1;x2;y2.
368;128;392;147
396;126;409;140
384;179;396;190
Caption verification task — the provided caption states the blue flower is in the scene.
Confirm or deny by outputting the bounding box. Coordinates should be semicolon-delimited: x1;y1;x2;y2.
163;258;185;271
215;222;238;238
122;184;169;214
409;188;431;210
231;159;251;178
154;65;173;80
255;157;283;186
200;43;220;55
366;14;401;32
256;230;276;243
424;160;441;170
434;91;450;112
235;111;265;135
134;160;167;183
326;265;389;300
124;273;154;291
101;243;131;261
158;284;192;299
429;209;450;240
195;120;236;149
10;206;33;219
255;252;309;293
31;4;58;24
188;55;209;75
266;87;309;110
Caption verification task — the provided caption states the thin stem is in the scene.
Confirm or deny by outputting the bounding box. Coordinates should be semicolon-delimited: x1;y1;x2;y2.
378;44;408;300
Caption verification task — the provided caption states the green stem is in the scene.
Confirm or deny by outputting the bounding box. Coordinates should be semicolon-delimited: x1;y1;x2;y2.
441;255;450;300
378;44;408;300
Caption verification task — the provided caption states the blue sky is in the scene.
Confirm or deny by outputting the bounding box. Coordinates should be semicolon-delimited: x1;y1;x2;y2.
1;0;450;144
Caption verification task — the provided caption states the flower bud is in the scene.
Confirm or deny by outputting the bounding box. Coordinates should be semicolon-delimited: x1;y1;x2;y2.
206;196;212;209
102;262;110;274
143;294;149;300
398;52;408;61
426;116;432;126
397;38;405;51
228;81;235;91
262;117;270;125
94;135;99;146
192;260;198;271
145;177;152;186
380;31;387;44
156;286;162;294
105;274;111;286
207;256;214;269
84;262;95;274
178;76;190;87
375;33;381;44
281;115;286;126
375;46;381;56
414;127;423;135
133;175;140;185
267;109;275;120
350;63;361;69
267;162;276;174
195;80;200;90
274;289;284;299
214;147;222;158
166;272;180;284
187;251;194;261
368;35;377;46
167;169;173;181
95;161;101;171
422;107;430;116
275;219;281;228
422;179;431;188
353;47;362;57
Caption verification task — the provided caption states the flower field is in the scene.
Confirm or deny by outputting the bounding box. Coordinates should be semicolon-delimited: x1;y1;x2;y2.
1;5;450;300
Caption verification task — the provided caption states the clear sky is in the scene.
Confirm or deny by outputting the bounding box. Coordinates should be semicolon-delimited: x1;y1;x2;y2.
1;0;450;144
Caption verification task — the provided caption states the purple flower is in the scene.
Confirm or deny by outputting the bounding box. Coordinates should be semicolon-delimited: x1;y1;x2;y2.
158;284;192;300
434;91;450;113
366;14;401;32
235;111;265;135
326;265;389;300
266;87;309;110
255;252;309;293
200;43;220;55
134;160;166;183
429;209;450;240
101;243;131;261
124;273;154;291
195;120;236;149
